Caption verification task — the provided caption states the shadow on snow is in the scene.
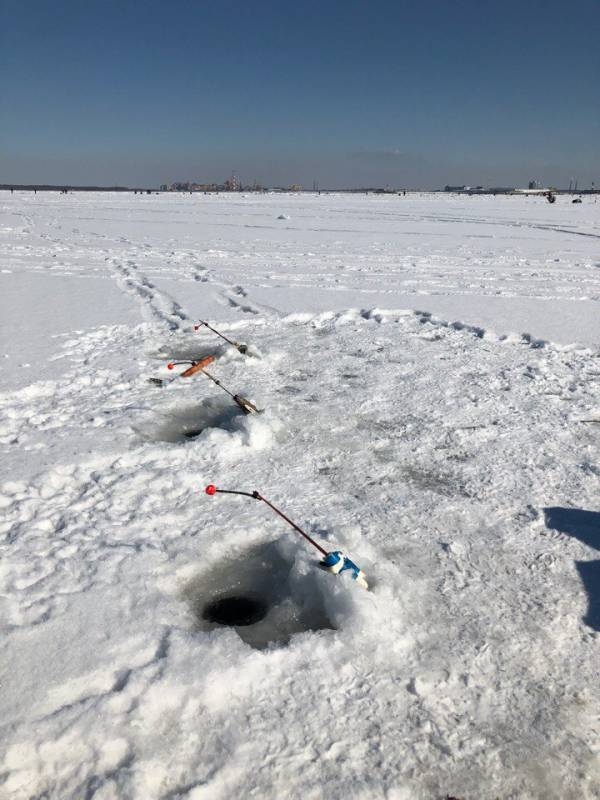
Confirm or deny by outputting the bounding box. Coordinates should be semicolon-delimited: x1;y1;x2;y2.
544;507;600;631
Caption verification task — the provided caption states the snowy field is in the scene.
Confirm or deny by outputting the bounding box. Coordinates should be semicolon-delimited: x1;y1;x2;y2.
0;191;599;799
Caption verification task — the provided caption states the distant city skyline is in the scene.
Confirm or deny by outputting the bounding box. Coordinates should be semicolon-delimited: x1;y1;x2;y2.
1;0;598;188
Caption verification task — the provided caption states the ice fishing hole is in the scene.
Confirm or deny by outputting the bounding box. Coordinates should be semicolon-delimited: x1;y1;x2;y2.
203;595;268;626
136;398;244;443
151;341;226;363
184;541;335;650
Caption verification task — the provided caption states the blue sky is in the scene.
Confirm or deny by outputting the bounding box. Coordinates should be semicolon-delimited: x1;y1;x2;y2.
1;0;598;188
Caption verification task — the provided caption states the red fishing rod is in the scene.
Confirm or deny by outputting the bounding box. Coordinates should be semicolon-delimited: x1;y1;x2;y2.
206;485;327;555
205;485;368;588
155;358;258;414
167;355;215;378
149;355;216;386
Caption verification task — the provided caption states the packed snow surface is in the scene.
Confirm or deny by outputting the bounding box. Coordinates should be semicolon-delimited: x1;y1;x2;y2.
0;191;599;799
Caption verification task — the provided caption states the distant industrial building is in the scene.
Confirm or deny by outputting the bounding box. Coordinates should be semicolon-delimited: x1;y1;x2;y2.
444;184;515;195
223;174;240;191
161;174;267;192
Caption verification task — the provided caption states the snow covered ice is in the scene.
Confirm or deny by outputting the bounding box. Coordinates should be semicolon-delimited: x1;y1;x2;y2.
0;191;599;799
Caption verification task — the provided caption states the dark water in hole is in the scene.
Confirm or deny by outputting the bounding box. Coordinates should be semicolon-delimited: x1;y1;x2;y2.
182;428;204;439
203;595;268;626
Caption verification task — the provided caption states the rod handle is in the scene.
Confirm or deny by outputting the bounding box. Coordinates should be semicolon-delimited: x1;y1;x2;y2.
180;355;215;378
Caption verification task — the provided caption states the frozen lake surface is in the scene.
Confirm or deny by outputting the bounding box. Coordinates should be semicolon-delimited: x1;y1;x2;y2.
0;191;599;799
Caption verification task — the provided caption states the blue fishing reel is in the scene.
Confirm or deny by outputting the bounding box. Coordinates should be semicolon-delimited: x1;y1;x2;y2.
321;551;369;590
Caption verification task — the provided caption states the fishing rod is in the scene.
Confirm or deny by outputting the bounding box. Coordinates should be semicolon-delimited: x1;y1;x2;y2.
205;485;368;589
168;355;215;378
150;355;258;413
149;355;215;386
194;320;248;354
